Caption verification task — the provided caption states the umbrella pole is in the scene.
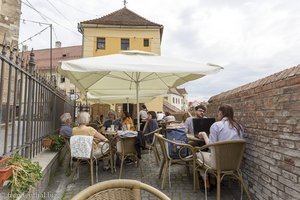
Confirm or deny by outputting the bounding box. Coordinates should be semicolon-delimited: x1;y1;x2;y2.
136;82;140;131
126;97;129;113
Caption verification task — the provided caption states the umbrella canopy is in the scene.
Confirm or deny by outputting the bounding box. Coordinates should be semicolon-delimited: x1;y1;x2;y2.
59;50;223;130
87;94;156;104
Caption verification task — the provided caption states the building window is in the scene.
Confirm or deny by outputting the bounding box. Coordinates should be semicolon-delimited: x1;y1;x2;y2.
143;39;149;47
173;97;175;103
70;89;75;94
121;38;129;50
97;38;105;50
60;76;65;83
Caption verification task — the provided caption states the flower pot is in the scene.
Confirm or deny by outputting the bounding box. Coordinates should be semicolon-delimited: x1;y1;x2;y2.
0;157;14;187
42;138;53;148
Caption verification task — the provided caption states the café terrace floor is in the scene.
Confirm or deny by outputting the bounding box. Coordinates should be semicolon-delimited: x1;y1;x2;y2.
45;148;248;200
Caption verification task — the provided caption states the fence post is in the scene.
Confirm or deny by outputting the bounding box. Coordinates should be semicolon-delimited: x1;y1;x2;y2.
25;50;35;158
0;45;7;125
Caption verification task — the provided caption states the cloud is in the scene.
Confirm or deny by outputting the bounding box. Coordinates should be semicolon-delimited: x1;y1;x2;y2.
19;0;300;101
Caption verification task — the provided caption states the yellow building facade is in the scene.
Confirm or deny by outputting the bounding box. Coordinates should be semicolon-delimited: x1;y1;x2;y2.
78;7;164;115
80;27;162;57
78;7;163;58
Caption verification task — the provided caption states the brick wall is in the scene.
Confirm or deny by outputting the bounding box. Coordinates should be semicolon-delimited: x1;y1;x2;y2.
207;65;300;200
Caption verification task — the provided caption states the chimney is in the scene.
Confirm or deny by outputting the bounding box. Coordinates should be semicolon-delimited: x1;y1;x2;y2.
55;41;61;48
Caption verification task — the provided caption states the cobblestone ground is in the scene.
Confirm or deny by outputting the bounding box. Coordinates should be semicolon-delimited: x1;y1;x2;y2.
46;149;247;200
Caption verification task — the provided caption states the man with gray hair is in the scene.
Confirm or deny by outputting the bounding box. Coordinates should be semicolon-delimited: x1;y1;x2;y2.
101;110;122;131
60;113;72;138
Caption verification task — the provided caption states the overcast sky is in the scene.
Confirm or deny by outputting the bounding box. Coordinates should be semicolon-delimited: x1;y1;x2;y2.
19;0;300;101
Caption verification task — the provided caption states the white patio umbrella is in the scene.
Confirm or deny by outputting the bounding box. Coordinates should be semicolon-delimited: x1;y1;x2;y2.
58;50;223;130
87;93;157;104
87;94;157;113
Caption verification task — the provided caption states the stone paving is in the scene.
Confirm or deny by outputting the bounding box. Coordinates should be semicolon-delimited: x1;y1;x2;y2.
46;149;247;200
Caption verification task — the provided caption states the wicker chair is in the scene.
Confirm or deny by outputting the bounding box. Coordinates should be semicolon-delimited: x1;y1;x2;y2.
71;179;170;200
155;133;193;189
143;128;162;166
116;136;143;179
70;135;110;185
194;140;252;200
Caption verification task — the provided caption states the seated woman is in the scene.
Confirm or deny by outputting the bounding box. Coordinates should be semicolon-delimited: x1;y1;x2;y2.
122;111;135;131
143;111;159;144
73;112;110;170
197;104;244;191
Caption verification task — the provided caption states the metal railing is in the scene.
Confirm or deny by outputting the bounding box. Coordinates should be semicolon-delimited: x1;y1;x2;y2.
0;43;74;158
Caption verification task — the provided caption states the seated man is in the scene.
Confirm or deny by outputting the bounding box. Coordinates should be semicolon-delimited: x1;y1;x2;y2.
184;104;207;147
60;113;73;139
101;110;122;131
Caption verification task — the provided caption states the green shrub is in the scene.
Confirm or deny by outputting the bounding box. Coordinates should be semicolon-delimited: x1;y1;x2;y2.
48;134;65;151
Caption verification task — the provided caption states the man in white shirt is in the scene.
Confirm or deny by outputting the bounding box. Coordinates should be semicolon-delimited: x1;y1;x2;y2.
156;111;165;121
139;105;148;130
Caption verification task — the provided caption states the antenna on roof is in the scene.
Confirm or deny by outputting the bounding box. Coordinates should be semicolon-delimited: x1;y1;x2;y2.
123;0;128;7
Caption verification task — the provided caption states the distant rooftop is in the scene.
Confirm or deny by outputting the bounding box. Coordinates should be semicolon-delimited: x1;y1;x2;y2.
22;45;82;70
168;88;187;96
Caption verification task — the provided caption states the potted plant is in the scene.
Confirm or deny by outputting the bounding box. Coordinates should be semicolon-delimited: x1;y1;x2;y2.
6;153;42;199
0;157;14;187
42;137;53;148
48;134;65;151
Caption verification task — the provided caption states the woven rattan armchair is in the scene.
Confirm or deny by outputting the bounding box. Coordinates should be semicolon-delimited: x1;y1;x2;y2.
143;128;162;166
70;135;111;185
194;140;252;200
71;179;171;200
155;133;193;189
116;136;143;179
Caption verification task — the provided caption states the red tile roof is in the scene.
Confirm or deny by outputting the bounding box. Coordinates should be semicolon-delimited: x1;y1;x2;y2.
81;7;162;27
22;45;82;70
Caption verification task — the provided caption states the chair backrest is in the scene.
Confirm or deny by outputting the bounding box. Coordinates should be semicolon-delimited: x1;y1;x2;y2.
210;140;246;172
71;179;171;200
155;133;169;160
144;128;162;145
155;133;191;161
118;137;137;155
70;135;94;159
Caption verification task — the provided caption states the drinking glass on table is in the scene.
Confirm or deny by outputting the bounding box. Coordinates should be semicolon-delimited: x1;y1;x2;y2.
122;124;127;131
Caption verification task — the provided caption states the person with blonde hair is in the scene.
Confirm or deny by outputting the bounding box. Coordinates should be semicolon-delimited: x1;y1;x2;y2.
60;113;72;138
73;112;110;170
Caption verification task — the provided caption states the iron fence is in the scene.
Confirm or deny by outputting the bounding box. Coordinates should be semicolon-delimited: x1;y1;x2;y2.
0;43;74;158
